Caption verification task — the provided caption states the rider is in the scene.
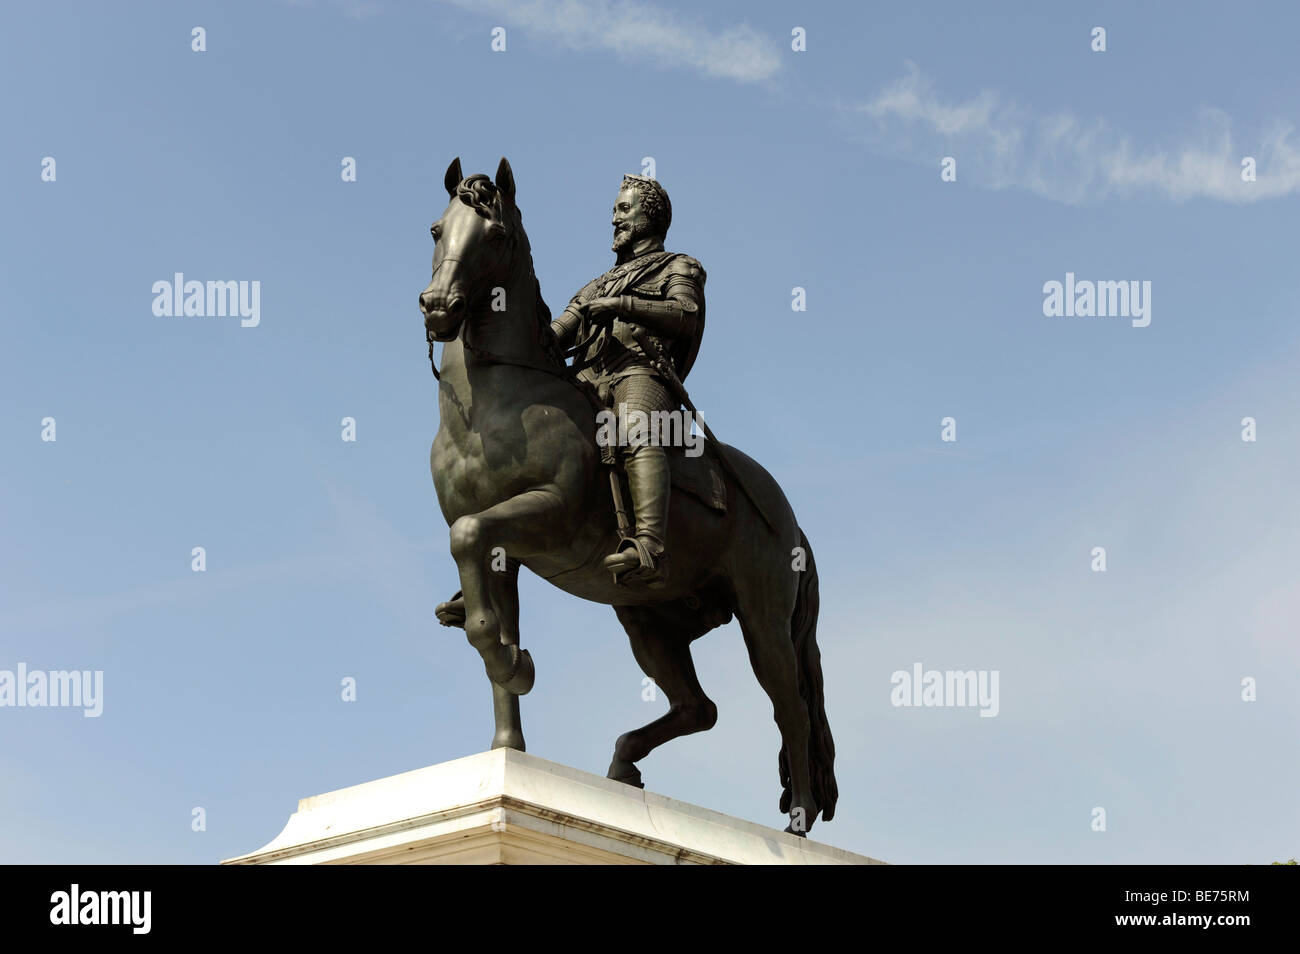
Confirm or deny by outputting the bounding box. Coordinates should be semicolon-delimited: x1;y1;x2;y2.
549;175;706;586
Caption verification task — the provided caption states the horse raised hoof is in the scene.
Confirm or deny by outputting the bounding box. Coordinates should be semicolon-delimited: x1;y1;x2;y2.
607;757;645;789
435;591;466;628
496;646;534;696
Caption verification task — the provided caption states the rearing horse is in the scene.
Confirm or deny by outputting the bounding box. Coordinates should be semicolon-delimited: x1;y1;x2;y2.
419;157;837;834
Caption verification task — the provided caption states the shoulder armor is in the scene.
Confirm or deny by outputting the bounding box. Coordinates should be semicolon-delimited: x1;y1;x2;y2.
663;254;706;287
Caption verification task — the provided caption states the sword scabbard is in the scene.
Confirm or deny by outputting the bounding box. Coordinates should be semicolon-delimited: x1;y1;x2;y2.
628;327;780;534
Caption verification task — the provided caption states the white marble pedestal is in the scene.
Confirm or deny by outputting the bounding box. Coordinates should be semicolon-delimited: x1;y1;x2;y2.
221;749;883;866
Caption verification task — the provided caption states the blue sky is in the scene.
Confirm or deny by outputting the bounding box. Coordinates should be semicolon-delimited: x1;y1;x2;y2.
2;0;1297;864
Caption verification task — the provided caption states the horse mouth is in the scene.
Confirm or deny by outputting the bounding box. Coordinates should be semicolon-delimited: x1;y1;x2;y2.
424;311;462;342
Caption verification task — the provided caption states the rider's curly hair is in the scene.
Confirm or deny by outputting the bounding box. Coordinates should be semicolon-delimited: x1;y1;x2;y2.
621;174;671;238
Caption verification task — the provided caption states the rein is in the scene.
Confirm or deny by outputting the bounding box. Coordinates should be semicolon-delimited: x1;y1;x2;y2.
422;230;604;409
425;259;604;383
426;316;601;382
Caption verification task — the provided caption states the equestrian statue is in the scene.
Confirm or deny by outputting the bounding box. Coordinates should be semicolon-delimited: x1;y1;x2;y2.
419;157;836;834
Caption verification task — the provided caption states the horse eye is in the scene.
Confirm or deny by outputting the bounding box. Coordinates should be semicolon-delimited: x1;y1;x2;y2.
430;224;442;240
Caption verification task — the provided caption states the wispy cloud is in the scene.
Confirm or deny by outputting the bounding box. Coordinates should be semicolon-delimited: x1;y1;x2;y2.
851;63;1300;204
436;0;781;84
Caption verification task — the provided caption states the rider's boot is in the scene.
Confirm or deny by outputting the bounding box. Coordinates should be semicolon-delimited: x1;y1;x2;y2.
603;444;671;587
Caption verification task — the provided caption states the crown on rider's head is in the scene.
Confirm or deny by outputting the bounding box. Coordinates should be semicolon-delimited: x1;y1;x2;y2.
621;174;672;237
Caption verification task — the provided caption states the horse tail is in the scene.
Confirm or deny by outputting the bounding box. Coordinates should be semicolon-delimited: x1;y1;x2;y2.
780;528;838;822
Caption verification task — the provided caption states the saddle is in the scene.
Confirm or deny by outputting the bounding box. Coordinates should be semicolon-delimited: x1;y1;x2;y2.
588;384;726;515
602;438;726;588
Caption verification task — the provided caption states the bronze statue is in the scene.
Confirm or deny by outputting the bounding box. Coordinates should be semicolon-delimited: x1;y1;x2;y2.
419;158;836;834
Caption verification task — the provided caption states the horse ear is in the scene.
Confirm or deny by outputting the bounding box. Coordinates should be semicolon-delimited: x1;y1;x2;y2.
444;157;463;197
495;157;516;202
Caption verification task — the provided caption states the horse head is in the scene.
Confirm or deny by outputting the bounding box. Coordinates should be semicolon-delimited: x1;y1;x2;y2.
420;156;522;343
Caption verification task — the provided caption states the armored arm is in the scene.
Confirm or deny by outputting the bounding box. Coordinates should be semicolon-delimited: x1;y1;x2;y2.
617;265;704;339
549;298;585;346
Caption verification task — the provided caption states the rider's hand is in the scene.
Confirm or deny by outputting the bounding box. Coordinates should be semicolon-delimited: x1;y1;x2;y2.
585;297;620;323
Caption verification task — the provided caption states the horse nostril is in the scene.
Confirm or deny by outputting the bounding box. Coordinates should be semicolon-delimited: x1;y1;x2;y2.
446;296;465;316
419;291;433;313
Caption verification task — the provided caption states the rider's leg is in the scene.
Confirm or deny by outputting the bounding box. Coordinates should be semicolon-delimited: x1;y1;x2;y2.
622;441;670;564
604;374;674;583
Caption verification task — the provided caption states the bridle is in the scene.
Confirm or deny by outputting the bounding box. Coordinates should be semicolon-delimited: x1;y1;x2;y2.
424;254;603;384
426;307;604;383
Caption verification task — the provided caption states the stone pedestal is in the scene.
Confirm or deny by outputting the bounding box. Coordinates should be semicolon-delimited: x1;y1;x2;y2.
222;749;883;865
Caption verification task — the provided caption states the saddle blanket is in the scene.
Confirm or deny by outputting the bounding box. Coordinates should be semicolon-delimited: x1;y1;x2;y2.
667;446;727;513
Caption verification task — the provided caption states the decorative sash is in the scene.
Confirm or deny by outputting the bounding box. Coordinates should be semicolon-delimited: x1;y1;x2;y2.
575;250;676;305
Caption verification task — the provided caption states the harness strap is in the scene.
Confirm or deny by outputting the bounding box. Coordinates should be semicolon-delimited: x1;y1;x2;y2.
431;331;608;420
427;312;602;379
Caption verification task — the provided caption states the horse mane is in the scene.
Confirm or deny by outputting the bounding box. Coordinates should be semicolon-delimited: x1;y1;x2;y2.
456;175;564;368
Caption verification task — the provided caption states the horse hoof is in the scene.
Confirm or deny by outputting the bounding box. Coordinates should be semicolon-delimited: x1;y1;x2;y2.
500;647;534;696
491;731;525;751
784;807;815;837
607;758;644;789
435;595;466;628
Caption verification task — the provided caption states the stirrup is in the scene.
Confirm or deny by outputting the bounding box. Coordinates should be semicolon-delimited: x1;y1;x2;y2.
604;536;668;587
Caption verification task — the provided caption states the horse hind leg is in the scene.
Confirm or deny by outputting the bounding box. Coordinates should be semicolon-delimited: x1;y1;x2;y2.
607;605;717;789
734;584;819;836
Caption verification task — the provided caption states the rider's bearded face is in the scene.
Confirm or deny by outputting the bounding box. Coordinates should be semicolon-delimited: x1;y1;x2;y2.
611;187;652;253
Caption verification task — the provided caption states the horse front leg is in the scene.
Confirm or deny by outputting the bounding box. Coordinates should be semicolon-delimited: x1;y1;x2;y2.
487;559;525;750
436;575;524;751
449;488;568;695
